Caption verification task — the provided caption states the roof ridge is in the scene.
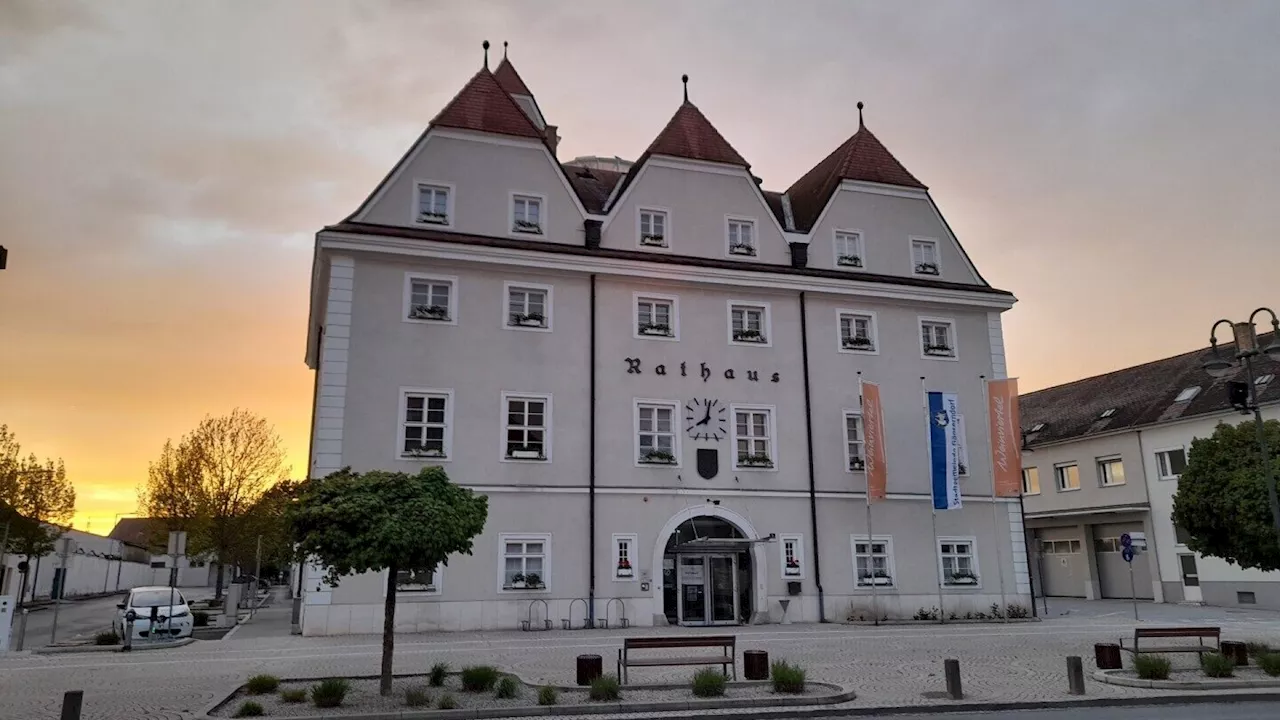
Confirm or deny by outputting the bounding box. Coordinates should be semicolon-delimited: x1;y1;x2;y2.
428;67;543;140
493;56;534;97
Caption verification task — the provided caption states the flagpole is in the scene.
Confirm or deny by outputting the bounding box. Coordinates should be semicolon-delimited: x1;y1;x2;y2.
982;375;1010;623
924;376;945;624
860;373;878;626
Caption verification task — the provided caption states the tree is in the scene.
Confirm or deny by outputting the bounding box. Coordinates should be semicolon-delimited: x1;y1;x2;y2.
288;466;488;695
0;425;76;602
139;409;287;598
1172;418;1280;571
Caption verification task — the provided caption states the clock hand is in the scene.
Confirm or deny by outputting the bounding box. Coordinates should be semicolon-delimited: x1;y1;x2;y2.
696;406;711;426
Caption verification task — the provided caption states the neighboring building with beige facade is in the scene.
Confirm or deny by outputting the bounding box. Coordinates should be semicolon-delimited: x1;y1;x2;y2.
299;49;1026;635
1021;336;1280;609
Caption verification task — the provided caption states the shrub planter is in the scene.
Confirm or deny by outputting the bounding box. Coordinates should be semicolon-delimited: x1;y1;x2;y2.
1093;667;1280;690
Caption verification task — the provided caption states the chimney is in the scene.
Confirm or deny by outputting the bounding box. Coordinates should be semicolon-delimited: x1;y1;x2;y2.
788;242;809;268
544;124;559;157
584;219;602;249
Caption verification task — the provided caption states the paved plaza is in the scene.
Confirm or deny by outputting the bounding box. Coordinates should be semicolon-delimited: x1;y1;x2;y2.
3;597;1280;720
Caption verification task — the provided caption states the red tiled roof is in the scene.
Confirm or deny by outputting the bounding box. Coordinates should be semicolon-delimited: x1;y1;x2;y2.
563;164;624;215
786;121;926;231
493;57;533;97
646;102;750;168
429;68;544;140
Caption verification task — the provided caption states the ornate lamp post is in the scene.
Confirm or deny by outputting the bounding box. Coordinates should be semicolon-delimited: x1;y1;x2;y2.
1202;308;1280;541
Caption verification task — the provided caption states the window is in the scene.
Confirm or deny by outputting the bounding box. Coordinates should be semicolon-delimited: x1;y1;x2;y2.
505;282;552;331
500;534;549;590
1238;591;1257;605
511;193;544;234
780;534;805;578
938;538;979;586
1054;463;1080;491
729;302;771;346
911;238;940;275
844;411;865;472
635;294;678;340
732;405;775;469
920;317;956;359
834;231;864;268
727;218;756;256
1156;448;1187;480
503;393;550;461
1094;537;1120;553
150;560;166;569
1022;467;1041;495
1174;386;1201;403
853;536;895;587
1042;539;1082;554
1100;408;1116;418
396;565;440;594
613;533;638;581
1174;523;1193;545
1029;423;1046;433
639;208;669;248
401;389;452;460
1256;374;1275;385
415;182;451;226
1098;457;1126;486
404;274;456;323
636;400;679;466
837;310;877;353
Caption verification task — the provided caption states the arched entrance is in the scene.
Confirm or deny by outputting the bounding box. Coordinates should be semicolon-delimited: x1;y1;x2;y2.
651;506;766;626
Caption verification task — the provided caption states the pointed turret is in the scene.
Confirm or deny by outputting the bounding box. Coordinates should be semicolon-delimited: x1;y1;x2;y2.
644;75;749;168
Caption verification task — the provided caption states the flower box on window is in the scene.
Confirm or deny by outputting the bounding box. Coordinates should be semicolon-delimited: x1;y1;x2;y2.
409;304;450;321
924;344;954;356
418;211;448;225
616;559;633;578
739;453;773;468
638;323;672;337
733;328;766;343
510;312;546;328
784;560;801;577
946;571;978;586
524;572;544;589
842;337;874;350
640;234;666;247
404;447;446;459
837;254;863;268
849;456;866;472
915;262;939;275
640;449;676;465
729;242;756;256
513;220;542;234
507;445;545;461
858;571;893;587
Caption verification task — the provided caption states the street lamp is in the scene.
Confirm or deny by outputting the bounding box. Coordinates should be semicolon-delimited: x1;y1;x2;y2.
1202;308;1280;544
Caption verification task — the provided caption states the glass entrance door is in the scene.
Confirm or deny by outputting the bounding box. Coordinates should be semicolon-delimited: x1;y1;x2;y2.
709;555;738;624
677;557;707;624
677;554;738;625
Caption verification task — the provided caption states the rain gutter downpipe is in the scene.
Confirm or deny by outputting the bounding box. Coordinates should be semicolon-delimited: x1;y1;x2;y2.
799;291;827;621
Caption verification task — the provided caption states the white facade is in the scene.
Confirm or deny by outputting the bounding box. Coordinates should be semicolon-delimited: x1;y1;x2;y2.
1;528;155;601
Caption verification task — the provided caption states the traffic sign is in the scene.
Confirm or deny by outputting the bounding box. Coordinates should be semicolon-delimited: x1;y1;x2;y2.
1120;533;1132;548
1122;546;1136;563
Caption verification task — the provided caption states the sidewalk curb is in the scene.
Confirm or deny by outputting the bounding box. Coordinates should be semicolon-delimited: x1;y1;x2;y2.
31;637;195;655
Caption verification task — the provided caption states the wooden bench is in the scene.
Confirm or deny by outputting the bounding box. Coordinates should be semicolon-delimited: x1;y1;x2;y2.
616;635;736;684
1119;627;1220;659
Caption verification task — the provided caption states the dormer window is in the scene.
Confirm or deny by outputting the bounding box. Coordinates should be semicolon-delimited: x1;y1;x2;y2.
912;238;940;275
1174;386;1201;403
639;209;668;248
1258;374;1276;385
1029;423;1046;433
415;183;452;226
727;218;756;256
835;231;864;268
511;194;544;235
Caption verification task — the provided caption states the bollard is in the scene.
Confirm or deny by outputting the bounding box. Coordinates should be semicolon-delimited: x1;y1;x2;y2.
122;613;136;652
60;690;83;720
1066;656;1085;695
14;610;28;652
944;658;962;700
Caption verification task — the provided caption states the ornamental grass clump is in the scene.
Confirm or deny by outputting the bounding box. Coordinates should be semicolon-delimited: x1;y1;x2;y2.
1133;655;1171;680
691;667;727;697
770;660;806;693
1201;652;1235;678
311;678;349;708
460;665;500;692
537;685;558;705
1257;652;1280;677
589;674;621;701
245;675;280;694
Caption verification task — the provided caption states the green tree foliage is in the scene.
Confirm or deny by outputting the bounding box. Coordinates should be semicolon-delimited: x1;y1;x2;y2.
0;424;76;563
288;466;488;695
1172;419;1280;571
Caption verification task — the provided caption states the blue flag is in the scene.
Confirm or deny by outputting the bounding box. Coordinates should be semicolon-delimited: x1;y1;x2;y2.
928;391;962;510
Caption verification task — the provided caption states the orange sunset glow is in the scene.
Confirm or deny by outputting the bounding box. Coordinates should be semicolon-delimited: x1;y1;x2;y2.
2;1;1277;533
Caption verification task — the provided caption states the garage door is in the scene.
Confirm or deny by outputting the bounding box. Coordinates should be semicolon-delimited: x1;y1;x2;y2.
1036;528;1086;598
1094;524;1154;600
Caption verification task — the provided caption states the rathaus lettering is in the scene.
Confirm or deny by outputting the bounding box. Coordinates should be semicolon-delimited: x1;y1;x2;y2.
624;358;780;383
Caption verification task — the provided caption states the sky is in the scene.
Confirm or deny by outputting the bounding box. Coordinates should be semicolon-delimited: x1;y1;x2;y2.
1;0;1278;532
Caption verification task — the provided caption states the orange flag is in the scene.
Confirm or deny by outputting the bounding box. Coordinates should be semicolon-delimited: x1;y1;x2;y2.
861;381;888;502
987;378;1023;497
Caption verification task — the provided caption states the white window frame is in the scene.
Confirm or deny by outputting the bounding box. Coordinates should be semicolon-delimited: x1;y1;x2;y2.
730;403;777;471
389;562;443;597
1054;462;1081;492
937;536;980;588
509;191;546;236
727;300;772;347
919;316;958;360
633;292;680;342
412;180;454;228
1155;447;1188;481
498;533;551;593
836;309;879;355
503;280;554;332
637;207;671;250
403;272;458;326
852;535;897;589
1097;456;1126;487
725;216;758;257
833;229;865;268
397;387;454;462
910;236;941;275
612;533;638;582
634;399;681;468
500;391;552;463
1022;467;1041;495
843;409;866;473
780;534;805;579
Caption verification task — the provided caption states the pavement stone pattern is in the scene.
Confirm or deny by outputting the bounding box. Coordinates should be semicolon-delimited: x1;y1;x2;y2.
2;598;1280;720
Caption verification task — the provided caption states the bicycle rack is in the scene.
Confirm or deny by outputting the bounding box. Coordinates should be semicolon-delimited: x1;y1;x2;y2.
604;598;630;629
563;598;590;630
521;598;552;631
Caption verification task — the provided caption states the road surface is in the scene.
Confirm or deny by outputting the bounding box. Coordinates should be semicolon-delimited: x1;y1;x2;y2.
815;702;1280;720
14;587;214;649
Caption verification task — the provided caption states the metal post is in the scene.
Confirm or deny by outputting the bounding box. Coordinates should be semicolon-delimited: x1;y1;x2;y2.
1066;656;1085;695
14;609;27;651
1128;560;1139;621
944;658;962;699
114;541;123;591
931;507;945;623
122;614;135;651
50;540;70;645
1242;355;1280;542
59;690;83;720
252;535;262;617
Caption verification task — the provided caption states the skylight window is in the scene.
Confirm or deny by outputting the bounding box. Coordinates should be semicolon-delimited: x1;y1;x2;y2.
1029;423;1046;433
1099;408;1116;418
1174;386;1201;403
1256;374;1275;385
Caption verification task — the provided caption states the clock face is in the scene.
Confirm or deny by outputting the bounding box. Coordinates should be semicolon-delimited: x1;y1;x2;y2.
685;398;728;441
